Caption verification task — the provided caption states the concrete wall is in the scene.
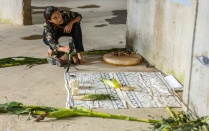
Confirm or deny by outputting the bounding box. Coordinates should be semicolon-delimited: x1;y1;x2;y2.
0;0;32;25
126;0;209;116
126;0;196;84
183;0;209;117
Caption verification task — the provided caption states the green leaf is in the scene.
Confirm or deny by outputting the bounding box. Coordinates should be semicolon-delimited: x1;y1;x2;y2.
0;56;47;68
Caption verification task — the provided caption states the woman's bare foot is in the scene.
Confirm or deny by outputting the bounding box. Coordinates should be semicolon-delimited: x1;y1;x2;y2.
77;52;86;64
79;58;86;64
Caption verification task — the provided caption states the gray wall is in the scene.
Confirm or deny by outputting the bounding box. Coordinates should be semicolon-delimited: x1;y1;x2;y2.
126;0;196;84
126;0;209;116
0;0;32;25
183;0;209;117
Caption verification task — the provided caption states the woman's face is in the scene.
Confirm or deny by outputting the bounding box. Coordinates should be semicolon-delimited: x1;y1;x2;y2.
49;10;63;25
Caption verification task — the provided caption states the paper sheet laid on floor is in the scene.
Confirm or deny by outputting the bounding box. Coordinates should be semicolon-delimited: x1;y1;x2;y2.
113;72;182;108
164;75;183;91
64;72;182;109
66;72;127;109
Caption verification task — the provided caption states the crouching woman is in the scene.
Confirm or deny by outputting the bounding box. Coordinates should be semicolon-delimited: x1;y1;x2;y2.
43;6;86;66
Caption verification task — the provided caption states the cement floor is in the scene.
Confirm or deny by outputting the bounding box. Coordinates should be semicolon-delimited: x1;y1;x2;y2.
0;0;180;130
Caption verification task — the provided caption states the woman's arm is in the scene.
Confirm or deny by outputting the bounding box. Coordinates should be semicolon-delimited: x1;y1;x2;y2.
56;46;70;53
44;23;70;53
64;16;81;33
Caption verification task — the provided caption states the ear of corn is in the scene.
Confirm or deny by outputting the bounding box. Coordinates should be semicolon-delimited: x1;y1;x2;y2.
100;78;120;89
100;78;136;91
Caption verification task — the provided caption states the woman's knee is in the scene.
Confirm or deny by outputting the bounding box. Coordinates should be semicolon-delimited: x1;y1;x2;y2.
72;22;81;30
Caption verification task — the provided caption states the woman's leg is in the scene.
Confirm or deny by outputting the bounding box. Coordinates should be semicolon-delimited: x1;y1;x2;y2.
71;23;86;64
57;23;86;64
71;23;84;53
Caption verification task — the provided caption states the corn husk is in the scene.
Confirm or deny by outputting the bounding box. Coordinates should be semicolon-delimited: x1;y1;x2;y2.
74;94;116;101
119;86;136;91
69;79;79;95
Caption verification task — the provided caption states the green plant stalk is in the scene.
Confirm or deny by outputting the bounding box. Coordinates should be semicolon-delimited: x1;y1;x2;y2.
172;110;183;125
166;106;175;118
202;125;209;131
33;106;160;123
37;107;160;123
0;102;160;123
202;116;209;123
159;116;209;130
170;121;207;130
184;111;196;122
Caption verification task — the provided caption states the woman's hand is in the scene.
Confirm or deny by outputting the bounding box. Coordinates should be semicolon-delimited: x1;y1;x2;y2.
47;48;54;56
63;46;70;53
64;16;81;33
57;46;70;53
64;22;73;33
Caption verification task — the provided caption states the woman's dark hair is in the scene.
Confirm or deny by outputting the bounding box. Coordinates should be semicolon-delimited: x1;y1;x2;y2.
44;6;58;21
43;6;59;42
